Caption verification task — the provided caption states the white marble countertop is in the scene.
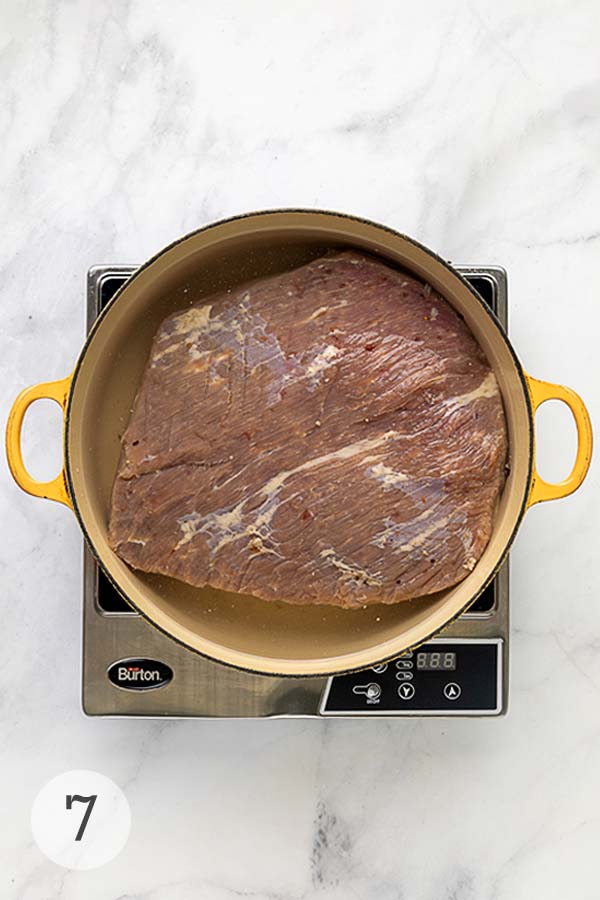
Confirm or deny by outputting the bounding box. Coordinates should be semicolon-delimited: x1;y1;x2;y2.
2;1;599;897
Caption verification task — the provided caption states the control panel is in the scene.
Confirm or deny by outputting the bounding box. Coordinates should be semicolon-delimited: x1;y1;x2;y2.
320;639;503;716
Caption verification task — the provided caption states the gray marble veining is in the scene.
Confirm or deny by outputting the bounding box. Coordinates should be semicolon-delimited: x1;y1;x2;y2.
1;1;599;897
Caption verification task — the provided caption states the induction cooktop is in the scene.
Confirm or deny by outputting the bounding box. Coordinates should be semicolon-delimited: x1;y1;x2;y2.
82;264;509;718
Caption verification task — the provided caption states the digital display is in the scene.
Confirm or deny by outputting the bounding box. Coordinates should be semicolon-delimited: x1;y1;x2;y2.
416;651;456;671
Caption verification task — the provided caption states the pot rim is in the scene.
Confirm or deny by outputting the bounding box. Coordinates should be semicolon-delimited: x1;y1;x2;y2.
63;208;534;677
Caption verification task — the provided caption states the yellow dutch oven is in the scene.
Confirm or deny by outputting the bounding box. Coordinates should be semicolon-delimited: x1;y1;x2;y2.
5;211;593;676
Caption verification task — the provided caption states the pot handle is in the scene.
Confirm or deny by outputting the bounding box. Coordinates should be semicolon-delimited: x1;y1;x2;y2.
5;375;74;509
525;374;593;507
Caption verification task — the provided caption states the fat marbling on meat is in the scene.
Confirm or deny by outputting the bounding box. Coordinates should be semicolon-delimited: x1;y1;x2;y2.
108;251;507;608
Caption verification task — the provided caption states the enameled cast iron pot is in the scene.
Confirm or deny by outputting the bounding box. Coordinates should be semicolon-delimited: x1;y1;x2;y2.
6;211;593;676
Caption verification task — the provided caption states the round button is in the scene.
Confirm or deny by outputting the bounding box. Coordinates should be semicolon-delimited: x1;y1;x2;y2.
443;682;462;701
371;664;388;674
397;683;415;701
366;683;382;700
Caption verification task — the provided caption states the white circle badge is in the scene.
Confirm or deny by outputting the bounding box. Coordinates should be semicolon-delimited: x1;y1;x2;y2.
31;770;131;869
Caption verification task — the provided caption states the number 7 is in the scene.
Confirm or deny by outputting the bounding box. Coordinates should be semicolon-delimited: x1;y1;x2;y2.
66;794;97;841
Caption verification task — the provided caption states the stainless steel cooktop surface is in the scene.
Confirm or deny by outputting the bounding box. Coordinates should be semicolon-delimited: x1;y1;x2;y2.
82;264;509;718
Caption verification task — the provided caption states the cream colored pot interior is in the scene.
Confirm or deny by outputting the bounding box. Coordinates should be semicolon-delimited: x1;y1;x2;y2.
67;212;531;675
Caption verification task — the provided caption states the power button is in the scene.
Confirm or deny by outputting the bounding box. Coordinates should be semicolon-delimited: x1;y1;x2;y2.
352;682;382;702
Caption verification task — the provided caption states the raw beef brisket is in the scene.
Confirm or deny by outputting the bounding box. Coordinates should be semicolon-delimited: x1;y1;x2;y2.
108;251;507;608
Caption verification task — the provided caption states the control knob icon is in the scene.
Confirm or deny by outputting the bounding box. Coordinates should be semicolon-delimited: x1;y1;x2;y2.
352;682;382;702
